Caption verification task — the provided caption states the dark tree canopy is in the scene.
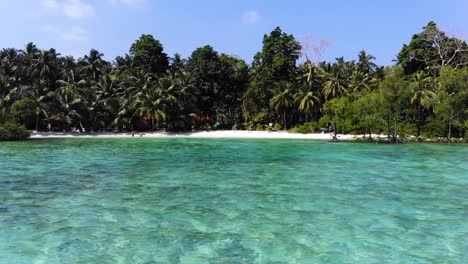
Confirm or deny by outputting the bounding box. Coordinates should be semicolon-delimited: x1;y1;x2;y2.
186;45;222;116
398;21;468;75
252;27;302;85
186;46;249;122
130;34;169;76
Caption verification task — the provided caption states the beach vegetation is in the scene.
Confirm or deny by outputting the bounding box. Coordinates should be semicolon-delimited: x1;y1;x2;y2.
0;22;466;141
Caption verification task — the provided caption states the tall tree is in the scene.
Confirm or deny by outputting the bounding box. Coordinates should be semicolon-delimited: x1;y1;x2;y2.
217;54;249;125
186;45;221;118
247;27;301;118
436;67;468;140
379;66;410;142
130;34;169;76
321;96;352;140
398;21;468;75
252;27;302;84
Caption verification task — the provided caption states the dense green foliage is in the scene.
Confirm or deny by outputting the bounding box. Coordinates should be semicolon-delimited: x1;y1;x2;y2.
0;113;30;141
0;22;466;141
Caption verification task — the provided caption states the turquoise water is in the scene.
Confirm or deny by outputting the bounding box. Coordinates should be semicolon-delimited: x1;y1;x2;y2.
0;139;467;263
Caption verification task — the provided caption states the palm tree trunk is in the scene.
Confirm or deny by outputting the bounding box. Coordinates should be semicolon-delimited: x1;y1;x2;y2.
35;111;39;131
448;108;453;141
283;108;286;130
393;112;398;143
151;116;155;130
417;106;422;137
387;115;391;141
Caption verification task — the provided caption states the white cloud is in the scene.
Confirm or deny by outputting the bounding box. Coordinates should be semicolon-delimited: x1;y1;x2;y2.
63;0;94;19
108;0;147;6
42;25;61;34
41;0;60;10
242;11;260;25
42;25;88;41
62;27;89;41
41;0;94;19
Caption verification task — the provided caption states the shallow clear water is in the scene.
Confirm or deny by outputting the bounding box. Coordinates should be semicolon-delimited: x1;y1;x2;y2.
0;139;467;263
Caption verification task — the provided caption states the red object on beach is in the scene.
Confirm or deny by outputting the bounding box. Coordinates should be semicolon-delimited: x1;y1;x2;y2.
197;115;215;122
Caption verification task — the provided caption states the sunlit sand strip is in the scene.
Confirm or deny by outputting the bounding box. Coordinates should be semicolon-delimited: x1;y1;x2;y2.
30;131;362;140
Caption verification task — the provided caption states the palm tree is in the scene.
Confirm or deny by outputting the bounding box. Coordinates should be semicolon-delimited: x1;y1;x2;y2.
0;64;12;111
21;43;40;63
114;97;138;131
357;50;377;74
80;49;105;82
29;49;59;90
114;54;135;79
20;85;49;131
49;86;82;130
0;49;22;114
348;71;372;99
295;81;319;122
88;73;120;129
170;53;186;71
270;81;294;130
322;70;348;100
134;77;166;130
57;69;86;94
117;70;150;100
410;72;436;107
410;72;437;136
163;70;197;130
173;70;195;102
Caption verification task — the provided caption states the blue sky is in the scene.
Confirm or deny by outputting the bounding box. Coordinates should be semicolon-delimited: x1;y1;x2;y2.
0;0;467;65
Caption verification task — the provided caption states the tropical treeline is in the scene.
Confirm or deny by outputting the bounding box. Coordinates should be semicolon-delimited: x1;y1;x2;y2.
0;21;467;140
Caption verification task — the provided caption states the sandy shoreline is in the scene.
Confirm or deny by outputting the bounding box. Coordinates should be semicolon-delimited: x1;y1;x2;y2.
30;131;361;140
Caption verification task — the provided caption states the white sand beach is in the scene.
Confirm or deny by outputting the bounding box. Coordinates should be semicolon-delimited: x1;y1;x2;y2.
30;131;361;140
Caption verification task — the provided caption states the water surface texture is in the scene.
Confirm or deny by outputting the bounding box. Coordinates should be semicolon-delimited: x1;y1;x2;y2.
0;139;467;263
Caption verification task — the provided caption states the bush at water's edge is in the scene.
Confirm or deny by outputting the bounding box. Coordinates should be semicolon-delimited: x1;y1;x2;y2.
0;121;31;141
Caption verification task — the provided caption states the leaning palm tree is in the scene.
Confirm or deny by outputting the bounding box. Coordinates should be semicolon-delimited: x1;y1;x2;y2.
114;98;138;131
270;81;294;130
